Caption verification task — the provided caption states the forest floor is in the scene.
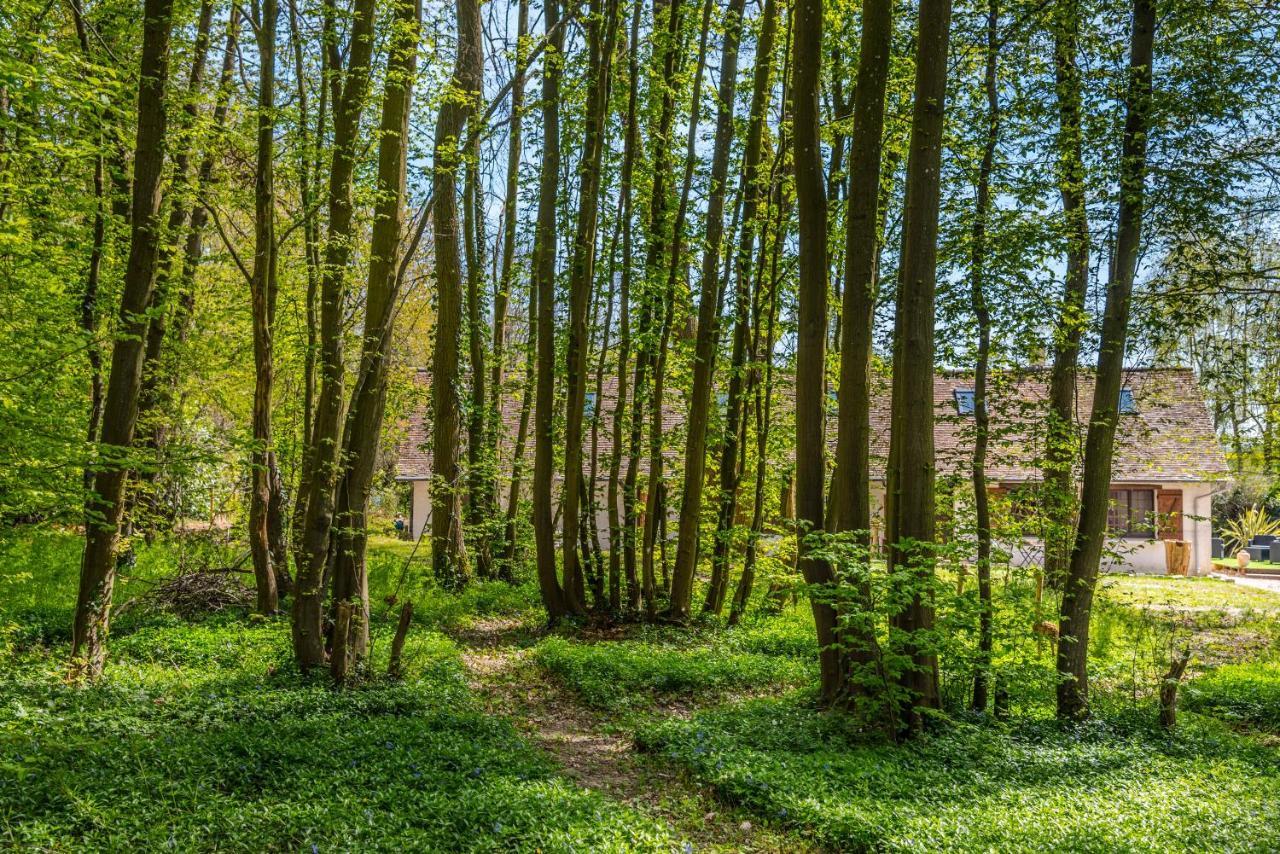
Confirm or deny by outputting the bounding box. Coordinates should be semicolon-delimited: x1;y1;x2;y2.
2;529;1279;851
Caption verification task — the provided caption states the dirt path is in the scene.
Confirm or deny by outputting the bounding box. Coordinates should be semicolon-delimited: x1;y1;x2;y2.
451;618;813;853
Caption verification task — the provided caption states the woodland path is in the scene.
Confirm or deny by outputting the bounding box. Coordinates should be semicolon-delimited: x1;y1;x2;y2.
449;618;815;853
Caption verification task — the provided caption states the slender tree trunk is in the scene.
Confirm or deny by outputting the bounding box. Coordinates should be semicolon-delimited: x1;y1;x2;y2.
970;0;999;713
884;0;952;732
493;0;529;577
465;66;492;580
249;0;281;615
706;0;778;616
1057;0;1154;720
430;0;483;590
608;0;643;612
729;180;785;626
825;0;892;693
1042;0;1090;589
291;0;378;671
329;0;420;665
532;0;569;618
71;0;177;681
793;0;846;708
626;0;684;616
562;0;620;612
669;0;747;620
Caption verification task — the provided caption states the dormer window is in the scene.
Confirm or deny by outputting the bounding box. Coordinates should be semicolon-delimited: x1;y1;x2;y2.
1118;387;1136;414
954;389;975;415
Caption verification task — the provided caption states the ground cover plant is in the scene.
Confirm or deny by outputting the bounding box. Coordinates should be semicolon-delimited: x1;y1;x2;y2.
0;533;677;852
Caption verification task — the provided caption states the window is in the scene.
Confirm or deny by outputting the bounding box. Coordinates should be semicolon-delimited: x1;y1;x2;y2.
1118;387;1136;414
954;389;975;415
584;392;597;417
1108;488;1155;538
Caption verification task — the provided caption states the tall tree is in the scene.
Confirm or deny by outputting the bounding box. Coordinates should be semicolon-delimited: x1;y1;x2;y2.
703;0;777;616
1041;0;1091;588
494;0;530;575
883;0;952;731
793;0;844;706
1057;0;1155;720
969;0;999;713
247;0;280;615
430;0;483;589
669;0;748;620
562;0;620;611
71;0;178;680
532;0;570;618
291;0;379;671
607;0;644;611
329;0;422;667
824;0;893;694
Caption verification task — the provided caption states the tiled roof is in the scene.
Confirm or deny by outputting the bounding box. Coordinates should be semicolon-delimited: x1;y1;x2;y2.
395;367;685;481
395;366;1228;485
868;367;1229;483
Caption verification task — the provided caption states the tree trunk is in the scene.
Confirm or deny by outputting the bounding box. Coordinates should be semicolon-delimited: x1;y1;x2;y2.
1056;0;1154;720
704;0;778;617
532;0;569;619
969;0;999;713
562;0;620;613
669;0;747;620
826;0;892;695
465;59;492;580
884;0;952;732
71;0;177;681
608;0;643;612
430;0;483;590
291;0;378;672
625;0;684;617
1042;0;1090;589
249;0;280;615
492;0;529;578
793;0;845;707
329;0;420;667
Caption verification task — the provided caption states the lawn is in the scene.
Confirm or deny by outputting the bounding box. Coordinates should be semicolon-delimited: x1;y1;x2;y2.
3;528;1280;851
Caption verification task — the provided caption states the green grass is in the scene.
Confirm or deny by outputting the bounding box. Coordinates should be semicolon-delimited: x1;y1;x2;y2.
1185;660;1280;732
636;695;1280;852
0;529;675;851
534;632;814;710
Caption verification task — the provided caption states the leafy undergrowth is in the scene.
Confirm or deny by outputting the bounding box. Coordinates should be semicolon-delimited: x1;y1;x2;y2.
1185;660;1280;732
533;613;817;710
0;615;675;851
636;695;1280;852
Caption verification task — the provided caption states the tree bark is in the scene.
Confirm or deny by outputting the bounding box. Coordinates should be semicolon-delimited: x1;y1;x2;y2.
669;0;748;620
493;0;529;577
429;0;483;590
793;0;845;707
562;0;621;612
884;0;952;732
329;0;421;666
1057;0;1154;720
1042;0;1090;589
704;0;778;617
607;0;643;612
71;0;177;680
291;0;378;672
969;0;999;713
249;0;281;615
532;0;569;618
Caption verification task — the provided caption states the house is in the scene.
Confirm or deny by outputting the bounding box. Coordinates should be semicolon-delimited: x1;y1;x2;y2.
395;366;1229;575
863;368;1230;575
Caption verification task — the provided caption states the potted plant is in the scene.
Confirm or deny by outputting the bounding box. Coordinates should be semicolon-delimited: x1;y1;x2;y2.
1221;505;1280;573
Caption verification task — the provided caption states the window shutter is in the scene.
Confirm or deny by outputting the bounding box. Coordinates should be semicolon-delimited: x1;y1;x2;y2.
1156;489;1183;541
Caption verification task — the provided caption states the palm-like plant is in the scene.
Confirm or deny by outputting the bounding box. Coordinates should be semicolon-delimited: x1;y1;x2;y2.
1221;505;1280;555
